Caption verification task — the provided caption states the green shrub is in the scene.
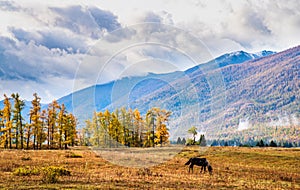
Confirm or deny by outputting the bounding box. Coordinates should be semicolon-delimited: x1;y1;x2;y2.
13;166;39;176
42;166;70;183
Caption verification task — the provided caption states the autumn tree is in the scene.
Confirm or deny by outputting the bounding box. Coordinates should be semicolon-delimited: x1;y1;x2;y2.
25;118;32;149
155;123;169;146
57;104;66;149
188;126;197;145
154;108;171;146
82;119;93;146
104;110;113;147
38;109;47;149
86;112;100;146
47;100;60;149
133;109;143;147
146;108;157;147
11;93;25;149
63;113;77;149
30;93;42;150
0;110;3;143
120;107;129;146
113;111;124;147
1;94;12;148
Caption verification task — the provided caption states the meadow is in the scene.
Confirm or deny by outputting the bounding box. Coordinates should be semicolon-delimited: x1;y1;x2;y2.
0;146;299;189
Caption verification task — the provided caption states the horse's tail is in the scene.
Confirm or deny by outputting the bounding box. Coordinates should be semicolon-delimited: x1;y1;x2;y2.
185;158;192;165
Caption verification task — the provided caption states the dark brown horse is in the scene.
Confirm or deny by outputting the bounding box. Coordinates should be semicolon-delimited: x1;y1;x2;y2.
185;157;213;174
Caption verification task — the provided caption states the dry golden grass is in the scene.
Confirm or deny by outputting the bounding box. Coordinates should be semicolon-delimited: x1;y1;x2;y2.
0;146;299;189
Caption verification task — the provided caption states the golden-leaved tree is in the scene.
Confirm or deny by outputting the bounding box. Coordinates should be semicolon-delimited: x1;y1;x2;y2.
47;100;60;149
11;93;25;149
1;94;12;148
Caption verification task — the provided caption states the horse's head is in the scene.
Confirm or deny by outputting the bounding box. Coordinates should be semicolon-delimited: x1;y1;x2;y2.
208;165;213;175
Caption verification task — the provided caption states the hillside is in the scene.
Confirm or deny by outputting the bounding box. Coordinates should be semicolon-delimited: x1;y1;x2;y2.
55;49;277;131
127;46;300;141
2;47;299;142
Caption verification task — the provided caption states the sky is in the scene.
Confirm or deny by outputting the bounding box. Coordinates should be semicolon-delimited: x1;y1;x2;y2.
0;0;300;103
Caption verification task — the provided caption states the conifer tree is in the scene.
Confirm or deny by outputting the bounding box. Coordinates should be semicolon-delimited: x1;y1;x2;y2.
181;137;186;145
176;137;182;144
199;134;207;147
83;119;93;146
38;109;47;149
47;100;59;149
2;94;12;148
25;117;32;149
11;93;25;149
155;123;169;146
120;107;128;146
155;108;171;146
111;112;122;147
57;104;65;149
69;113;77;146
96;111;110;147
133;109;143;147
270;140;277;147
0;110;3;143
146;108;157;147
90;112;100;146
30;93;42;150
63;113;77;149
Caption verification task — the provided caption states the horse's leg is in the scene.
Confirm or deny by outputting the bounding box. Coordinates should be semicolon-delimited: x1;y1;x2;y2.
190;164;194;173
203;161;208;173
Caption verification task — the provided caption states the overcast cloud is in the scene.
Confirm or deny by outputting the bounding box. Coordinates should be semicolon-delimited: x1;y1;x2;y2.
0;0;300;102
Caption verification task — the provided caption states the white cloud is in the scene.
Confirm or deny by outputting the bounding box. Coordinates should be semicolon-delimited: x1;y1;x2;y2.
73;22;212;93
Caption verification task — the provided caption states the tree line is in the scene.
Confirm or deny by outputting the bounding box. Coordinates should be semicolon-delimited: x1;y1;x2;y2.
80;107;172;147
207;138;299;147
0;93;77;149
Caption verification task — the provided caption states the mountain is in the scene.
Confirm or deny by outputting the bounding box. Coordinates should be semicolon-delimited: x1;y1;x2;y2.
2;47;299;142
130;46;299;141
55;50;276;128
185;50;275;74
64;47;298;142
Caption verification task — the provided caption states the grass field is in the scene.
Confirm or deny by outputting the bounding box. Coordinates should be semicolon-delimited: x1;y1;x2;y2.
0;146;299;189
